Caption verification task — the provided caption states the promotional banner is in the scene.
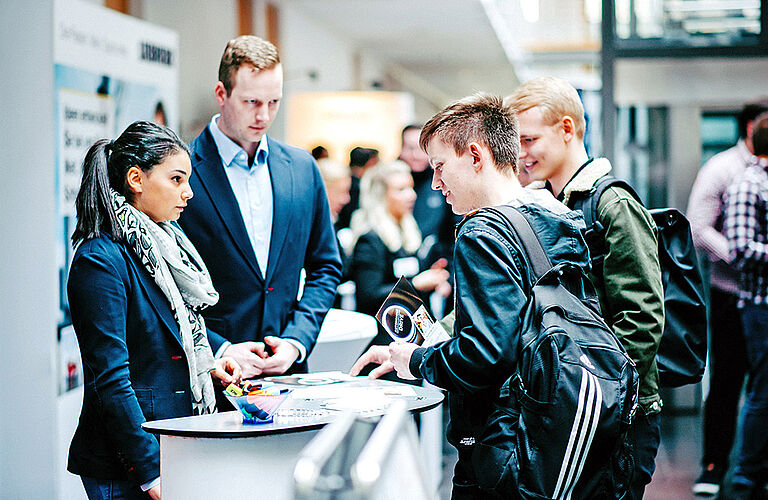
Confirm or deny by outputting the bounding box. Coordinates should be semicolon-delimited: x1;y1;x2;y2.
54;0;179;394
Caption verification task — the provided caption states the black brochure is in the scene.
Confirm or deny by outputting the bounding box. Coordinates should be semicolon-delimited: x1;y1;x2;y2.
375;276;437;345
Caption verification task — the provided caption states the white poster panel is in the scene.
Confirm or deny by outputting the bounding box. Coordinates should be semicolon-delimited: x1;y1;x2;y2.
53;0;179;394
54;2;179;497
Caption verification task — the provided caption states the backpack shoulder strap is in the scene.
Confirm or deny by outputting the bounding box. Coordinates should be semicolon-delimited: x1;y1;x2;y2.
484;205;551;281
569;175;643;271
581;175;641;227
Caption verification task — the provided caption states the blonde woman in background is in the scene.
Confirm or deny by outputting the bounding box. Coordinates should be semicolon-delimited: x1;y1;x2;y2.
349;161;450;343
317;158;352;225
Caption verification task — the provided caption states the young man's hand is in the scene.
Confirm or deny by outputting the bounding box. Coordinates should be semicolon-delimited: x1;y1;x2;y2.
222;342;268;379
349;345;394;379
389;342;419;380
260;336;300;375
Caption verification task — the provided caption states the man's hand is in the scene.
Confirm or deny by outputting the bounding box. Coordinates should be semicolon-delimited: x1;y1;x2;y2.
210;356;242;386
349;345;394;379
261;337;300;375
389;342;419;380
222;342;268;379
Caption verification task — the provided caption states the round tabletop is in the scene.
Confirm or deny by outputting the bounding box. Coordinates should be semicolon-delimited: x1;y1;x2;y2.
142;377;444;438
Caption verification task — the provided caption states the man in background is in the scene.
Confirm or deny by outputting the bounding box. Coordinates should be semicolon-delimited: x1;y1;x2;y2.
687;99;768;496
400;124;455;254
723;113;768;500
335;146;379;230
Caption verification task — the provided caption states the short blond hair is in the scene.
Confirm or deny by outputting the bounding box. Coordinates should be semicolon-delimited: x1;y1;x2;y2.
218;35;280;96
506;77;586;139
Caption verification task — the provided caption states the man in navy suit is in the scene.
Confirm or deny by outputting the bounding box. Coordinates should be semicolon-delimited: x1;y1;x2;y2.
179;35;342;378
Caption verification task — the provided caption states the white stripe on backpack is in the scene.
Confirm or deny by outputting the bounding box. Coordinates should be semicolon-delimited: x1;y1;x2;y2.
553;367;603;500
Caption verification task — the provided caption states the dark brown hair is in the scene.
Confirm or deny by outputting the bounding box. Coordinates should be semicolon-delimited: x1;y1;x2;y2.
752;112;768;157
72;121;189;245
419;93;519;175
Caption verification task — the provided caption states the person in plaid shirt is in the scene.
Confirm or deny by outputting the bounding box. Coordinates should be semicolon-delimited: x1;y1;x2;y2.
723;112;768;500
687;100;768;497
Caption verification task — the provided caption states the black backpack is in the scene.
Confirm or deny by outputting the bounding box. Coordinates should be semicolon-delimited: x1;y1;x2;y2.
573;175;708;387
471;205;638;500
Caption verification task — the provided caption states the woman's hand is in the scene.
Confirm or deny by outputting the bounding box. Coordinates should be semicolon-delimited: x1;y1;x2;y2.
411;267;450;291
148;484;161;500
411;258;449;292
211;356;242;386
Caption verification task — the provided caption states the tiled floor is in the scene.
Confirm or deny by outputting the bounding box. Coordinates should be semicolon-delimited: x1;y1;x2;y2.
437;402;709;499
645;411;702;500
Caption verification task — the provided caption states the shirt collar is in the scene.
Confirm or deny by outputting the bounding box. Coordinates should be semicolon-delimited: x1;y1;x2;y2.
550;158;595;201
753;155;768;172
209;114;269;169
737;139;756;165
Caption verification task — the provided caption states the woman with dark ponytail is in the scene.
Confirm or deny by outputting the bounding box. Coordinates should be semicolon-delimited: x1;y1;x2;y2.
67;121;242;500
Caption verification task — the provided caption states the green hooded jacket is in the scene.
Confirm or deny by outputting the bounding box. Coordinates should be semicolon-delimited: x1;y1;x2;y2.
560;158;665;414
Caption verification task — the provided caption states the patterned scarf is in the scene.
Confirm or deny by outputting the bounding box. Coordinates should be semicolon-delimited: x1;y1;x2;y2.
110;189;219;414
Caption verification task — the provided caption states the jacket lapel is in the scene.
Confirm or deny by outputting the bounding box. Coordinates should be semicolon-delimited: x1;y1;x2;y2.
128;251;183;347
192;129;263;281
265;138;294;282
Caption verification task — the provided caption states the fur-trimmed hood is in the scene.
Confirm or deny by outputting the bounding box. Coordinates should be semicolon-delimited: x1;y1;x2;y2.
560;158;612;206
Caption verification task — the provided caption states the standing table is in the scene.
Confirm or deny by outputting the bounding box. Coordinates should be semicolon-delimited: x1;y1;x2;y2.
142;378;443;499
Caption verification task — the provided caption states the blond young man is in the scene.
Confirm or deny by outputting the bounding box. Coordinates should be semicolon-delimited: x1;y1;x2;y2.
508;77;665;499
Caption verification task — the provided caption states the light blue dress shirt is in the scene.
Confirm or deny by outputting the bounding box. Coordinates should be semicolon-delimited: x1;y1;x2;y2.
209;115;273;278
208;115;306;363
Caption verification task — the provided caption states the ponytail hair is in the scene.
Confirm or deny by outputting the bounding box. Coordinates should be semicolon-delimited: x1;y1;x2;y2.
72;121;190;246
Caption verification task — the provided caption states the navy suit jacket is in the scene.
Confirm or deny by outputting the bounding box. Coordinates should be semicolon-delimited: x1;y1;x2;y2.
67;235;195;486
179;127;342;363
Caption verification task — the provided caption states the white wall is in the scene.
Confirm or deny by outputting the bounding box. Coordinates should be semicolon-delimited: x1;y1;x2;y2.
0;0;59;498
615;57;768;107
276;3;388;141
140;0;238;141
279;3;358;93
140;1;389;144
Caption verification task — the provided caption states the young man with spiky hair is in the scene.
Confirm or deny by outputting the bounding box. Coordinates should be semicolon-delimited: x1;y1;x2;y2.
351;93;591;498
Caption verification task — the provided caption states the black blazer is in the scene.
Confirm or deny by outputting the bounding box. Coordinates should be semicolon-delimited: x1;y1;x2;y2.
67;235;195;486
179;127;342;362
351;230;428;317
